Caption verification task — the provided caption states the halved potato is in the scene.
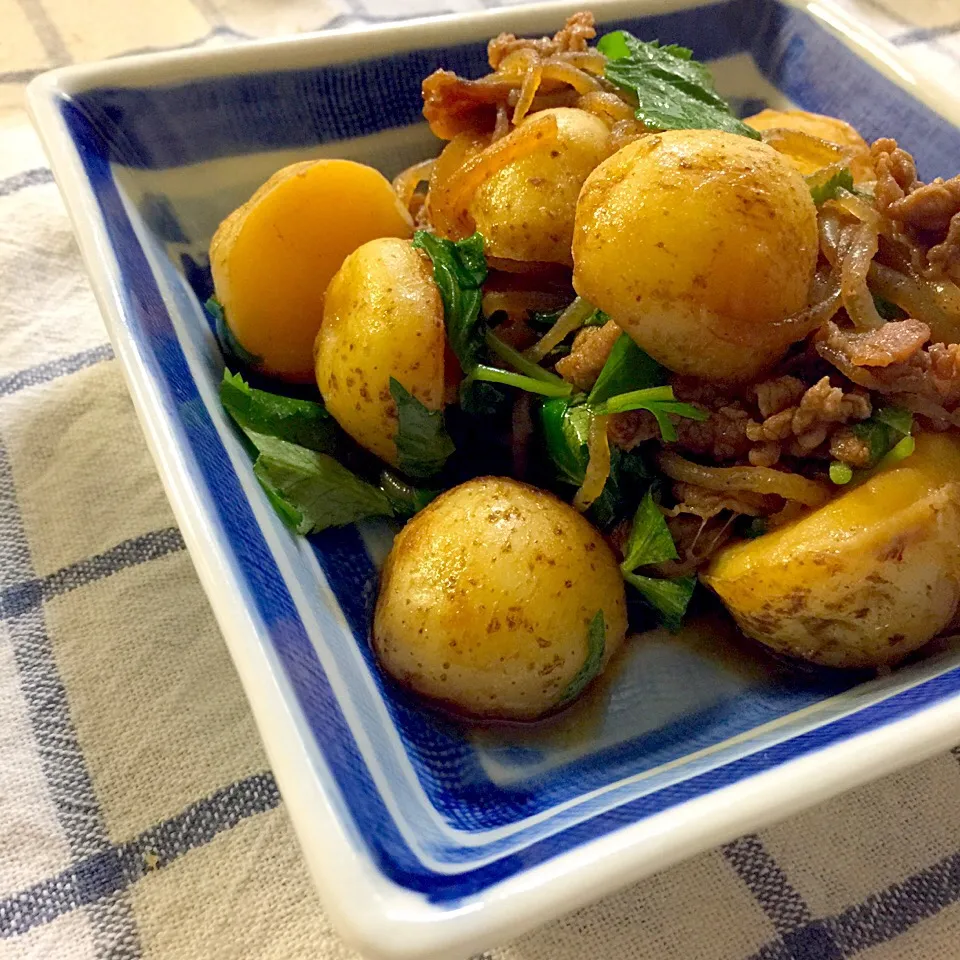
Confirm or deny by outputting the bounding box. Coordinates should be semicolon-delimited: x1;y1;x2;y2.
210;159;413;382
744;108;873;182
703;433;960;668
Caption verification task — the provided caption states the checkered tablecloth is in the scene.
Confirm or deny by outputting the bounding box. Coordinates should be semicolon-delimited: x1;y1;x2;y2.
3;1;960;958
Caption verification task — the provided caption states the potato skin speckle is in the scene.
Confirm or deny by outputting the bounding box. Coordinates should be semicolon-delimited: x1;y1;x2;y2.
572;129;819;383
703;433;960;667
315;237;445;465
373;477;627;720
469;108;612;266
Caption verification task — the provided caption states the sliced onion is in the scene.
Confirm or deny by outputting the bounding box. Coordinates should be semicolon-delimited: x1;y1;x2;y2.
540;58;603;94
574;414;611;511
576;90;635;126
833;188;881;228
512;59;543;124
525;295;595;360
658;451;831;507
818;208;842;266
392;159;434;215
869;262;960;344
761;128;852;177
891;393;960;429
561;50;608;75
839;220;885;330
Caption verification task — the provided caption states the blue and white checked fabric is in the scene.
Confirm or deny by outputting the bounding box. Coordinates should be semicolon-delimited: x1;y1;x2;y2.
3;0;960;958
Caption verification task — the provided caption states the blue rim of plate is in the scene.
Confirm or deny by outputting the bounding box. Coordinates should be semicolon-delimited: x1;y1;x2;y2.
54;0;960;904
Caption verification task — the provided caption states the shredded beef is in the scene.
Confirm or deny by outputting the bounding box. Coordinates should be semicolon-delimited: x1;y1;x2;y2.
887;177;960;234
818;321;960;408
555;320;621;391
487;12;596;69
872;137;919;211
818;318;931;367
754;376;805;418
745;376;872;462
829;427;874;468
871;138;960;274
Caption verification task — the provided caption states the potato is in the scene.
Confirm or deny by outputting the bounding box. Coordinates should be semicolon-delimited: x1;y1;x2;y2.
315;237;445;465
745;108;873;181
373;477;628;720
572;130;819;383
702;433;960;668
210;159;413;382
468;108;612;265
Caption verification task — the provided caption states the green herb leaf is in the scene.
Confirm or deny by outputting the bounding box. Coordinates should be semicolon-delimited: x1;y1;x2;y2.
810;168;854;205
851;404;913;468
471;364;573;398
412;231;487;371
379;470;441;518
220;370;337;453
598;31;760;140
829;461;854;485
588;333;666;406
873;404;913;437
206;297;261;368
584;308;611;327
872;293;907;321
621;488;679;572
591;385;708;442
249;433;393;534
390;378;455;479
484;330;571;388
556;611;606;708
623;571;696;632
540;398;591;485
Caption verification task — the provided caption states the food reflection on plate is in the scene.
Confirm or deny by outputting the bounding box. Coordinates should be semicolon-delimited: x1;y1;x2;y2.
210;11;960;723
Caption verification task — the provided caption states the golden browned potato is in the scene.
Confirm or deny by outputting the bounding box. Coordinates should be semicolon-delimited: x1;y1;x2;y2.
315;237;445;465
210;159;412;382
745;108;873;181
373;477;628;720
703;433;960;668
468;108;612;265
572;130;819;383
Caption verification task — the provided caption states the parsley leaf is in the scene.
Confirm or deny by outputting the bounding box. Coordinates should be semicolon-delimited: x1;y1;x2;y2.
851;403;913;467
591;385;709;442
390;378;455;479
623;571;696;632
540;398;592;485
588;333;666;406
206;297;261;368
379;470;441;518
556;611;606;708
809;168;854;205
621;489;679;571
618;490;693;630
248;433;394;535
412;231;487;371
220;370;337;453
598;32;761;140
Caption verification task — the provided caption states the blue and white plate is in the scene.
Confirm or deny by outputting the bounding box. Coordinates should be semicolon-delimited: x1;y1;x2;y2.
27;2;960;957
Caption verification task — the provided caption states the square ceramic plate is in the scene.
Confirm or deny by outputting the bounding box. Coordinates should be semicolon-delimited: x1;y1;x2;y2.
27;2;960;957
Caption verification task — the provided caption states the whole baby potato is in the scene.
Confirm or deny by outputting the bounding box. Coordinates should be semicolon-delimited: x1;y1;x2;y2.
745;108;873;181
572;130;819;382
315;237;445;465
373;477;628;720
469;108;612;265
703;433;960;668
211;159;413;382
